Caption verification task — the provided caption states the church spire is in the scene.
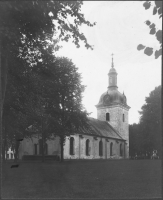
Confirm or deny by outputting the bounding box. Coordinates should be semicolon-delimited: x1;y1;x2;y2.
108;53;118;89
111;53;114;68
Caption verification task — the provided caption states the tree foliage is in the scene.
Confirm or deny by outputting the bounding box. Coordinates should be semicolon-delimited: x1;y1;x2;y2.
129;86;162;158
2;54;41;160
0;1;95;50
137;1;162;59
129;124;143;157
139;85;161;155
35;56;90;161
0;1;96;117
0;1;95;161
2;49;90;161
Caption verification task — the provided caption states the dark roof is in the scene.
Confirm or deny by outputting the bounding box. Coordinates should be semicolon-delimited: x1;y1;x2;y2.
96;89;130;109
27;118;125;141
109;67;117;74
78;117;125;141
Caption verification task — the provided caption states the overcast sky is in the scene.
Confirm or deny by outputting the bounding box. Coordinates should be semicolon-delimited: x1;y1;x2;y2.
56;1;162;125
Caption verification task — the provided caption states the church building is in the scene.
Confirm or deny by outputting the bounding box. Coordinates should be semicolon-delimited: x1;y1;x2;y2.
18;56;130;160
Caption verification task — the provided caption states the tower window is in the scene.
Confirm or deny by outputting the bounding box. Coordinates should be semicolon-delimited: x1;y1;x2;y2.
70;137;75;155
123;114;125;122
106;113;110;121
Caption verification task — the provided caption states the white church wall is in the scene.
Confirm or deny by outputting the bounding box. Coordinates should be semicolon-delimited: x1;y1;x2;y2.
97;105;129;158
47;136;61;155
64;135;78;159
24;138;34;155
63;134;124;160
18;133;125;160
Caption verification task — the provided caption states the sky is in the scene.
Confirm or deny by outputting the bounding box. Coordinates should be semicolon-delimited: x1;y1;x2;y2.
56;1;162;125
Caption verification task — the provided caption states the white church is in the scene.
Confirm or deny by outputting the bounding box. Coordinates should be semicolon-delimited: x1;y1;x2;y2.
18;57;130;160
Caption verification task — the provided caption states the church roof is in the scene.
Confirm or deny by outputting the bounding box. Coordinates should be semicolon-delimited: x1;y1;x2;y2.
109;67;117;74
27;119;125;141
78;117;125;141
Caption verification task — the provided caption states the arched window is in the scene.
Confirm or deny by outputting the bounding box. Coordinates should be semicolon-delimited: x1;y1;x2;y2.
123;114;125;122
86;139;90;156
110;142;113;156
34;144;37;155
44;143;48;155
70;137;74;155
106;113;110;121
120;144;123;156
99;140;103;156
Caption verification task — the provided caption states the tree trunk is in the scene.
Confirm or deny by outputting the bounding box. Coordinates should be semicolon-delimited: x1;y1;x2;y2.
0;36;3;161
2;133;7;162
0;37;8;163
2;114;7;162
41;116;45;162
14;141;20;163
42;136;45;162
2;140;6;162
0;40;8;118
60;135;64;162
1;57;8;111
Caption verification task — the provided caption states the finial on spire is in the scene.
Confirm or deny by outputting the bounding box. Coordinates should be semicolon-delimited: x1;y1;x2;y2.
111;53;114;68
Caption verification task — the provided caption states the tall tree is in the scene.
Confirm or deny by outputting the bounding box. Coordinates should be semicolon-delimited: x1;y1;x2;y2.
139;85;162;157
0;0;96;116
2;54;39;161
129;123;143;157
9;53;90;162
40;57;90;162
137;1;162;59
129;86;162;158
0;1;95;160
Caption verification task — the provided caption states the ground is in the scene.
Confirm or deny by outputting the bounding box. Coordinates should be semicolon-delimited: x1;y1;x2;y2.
2;159;162;199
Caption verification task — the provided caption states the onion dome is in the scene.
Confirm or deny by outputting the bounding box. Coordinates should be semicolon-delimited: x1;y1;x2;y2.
109;68;116;73
97;89;127;107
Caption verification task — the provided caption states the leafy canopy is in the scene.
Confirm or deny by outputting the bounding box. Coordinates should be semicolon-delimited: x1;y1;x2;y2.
129;86;161;157
137;1;162;59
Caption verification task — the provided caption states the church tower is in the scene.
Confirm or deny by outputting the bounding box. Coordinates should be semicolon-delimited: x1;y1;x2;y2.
95;54;130;158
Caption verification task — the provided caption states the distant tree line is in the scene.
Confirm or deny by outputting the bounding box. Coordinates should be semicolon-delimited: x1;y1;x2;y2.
129;86;161;158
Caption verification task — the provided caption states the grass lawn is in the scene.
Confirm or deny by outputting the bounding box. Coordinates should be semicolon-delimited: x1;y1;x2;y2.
2;159;162;199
